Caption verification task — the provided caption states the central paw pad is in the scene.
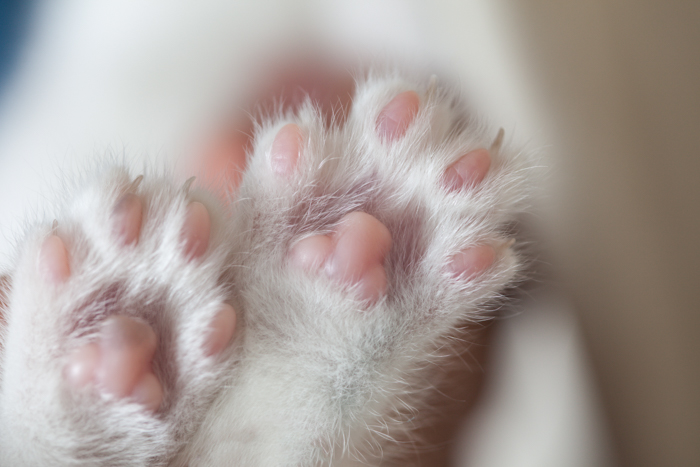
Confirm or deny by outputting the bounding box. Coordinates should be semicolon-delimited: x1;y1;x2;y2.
290;211;392;303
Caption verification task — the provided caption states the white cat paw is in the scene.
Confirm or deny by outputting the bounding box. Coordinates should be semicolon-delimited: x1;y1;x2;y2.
0;171;236;466
180;75;530;465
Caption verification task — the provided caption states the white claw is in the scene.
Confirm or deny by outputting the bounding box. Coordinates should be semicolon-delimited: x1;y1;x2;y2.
51;219;58;234
427;75;438;99
129;175;144;192
491;128;505;154
183;176;196;193
495;237;516;255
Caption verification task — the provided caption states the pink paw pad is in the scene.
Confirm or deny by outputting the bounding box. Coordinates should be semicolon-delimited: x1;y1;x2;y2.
447;245;496;280
63;305;236;413
203;304;237;357
443;149;492;192
270;123;303;177
111;193;143;246
290;211;392;304
39;234;71;284
181;202;211;260
376;90;420;141
64;315;163;412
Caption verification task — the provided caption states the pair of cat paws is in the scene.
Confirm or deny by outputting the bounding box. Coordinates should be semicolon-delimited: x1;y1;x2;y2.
0;75;528;465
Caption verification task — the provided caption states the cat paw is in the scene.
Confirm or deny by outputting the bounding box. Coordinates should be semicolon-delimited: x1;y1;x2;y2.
180;74;530;465
283;92;498;304
0;172;236;466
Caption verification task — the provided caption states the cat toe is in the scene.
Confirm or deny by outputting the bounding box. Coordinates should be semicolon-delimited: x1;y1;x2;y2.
270;123;303;178
111;193;143;246
181;201;211;260
38;234;71;284
376;90;420;141
202;303;237;357
447;245;496;280
443;148;492;192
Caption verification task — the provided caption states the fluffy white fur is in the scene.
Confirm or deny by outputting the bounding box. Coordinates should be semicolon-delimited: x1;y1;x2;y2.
0;74;531;466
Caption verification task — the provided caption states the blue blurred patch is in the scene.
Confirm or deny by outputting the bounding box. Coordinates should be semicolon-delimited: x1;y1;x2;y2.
0;0;34;92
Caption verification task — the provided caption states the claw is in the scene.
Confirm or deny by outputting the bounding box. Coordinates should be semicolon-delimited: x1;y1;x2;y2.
427;75;438;99
129;175;144;192
182;176;196;193
51;219;58;234
494;237;516;255
490;128;504;154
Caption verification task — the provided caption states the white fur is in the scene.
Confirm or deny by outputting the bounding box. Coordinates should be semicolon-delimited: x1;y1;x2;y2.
0;74;531;465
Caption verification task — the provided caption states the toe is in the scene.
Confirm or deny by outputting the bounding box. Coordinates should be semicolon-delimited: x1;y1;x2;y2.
96;316;157;399
443;149;491;192
181;202;211;260
112;193;143;246
270;123;303;177
203;304;237;357
39;234;71;284
376;91;420;141
325;212;392;302
447;245;496;280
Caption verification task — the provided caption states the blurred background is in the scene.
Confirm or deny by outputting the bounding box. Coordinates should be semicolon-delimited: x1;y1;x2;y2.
0;1;698;466
512;2;700;466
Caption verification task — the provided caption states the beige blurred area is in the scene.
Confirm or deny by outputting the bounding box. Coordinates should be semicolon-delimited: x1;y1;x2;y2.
507;1;700;466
